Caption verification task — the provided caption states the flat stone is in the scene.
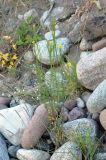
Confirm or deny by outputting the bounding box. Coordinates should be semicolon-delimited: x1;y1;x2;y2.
87;80;106;113
17;149;50;160
77;47;106;90
50;141;82;160
33;38;70;65
0;103;34;145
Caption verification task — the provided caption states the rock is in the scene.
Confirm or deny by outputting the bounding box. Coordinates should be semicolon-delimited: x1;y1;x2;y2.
68;107;85;121
17;149;50;160
50;141;82;160
80;51;93;59
36;139;52;152
68;21;82;43
92;38;106;51
0;104;8;110
81;12;106;41
0;103;34;145
80;38;92;51
77;47;106;90
92;113;99;121
40;7;64;29
81;91;91;103
76;98;85;109
24;9;38;21
94;152;106;160
0;134;10;160
24;51;34;64
45;30;61;41
100;109;106;129
45;68;67;97
0;96;11;105
33;38;70;65
63;118;97;141
18;15;24;20
10;159;18;160
64;99;77;110
87;80;106;113
8;145;20;158
21;104;48;149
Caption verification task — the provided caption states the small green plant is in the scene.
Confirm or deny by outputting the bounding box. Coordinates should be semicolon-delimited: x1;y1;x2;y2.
16;16;42;45
68;130;100;160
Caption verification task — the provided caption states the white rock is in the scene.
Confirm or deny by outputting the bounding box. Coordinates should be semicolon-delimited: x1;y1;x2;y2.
24;9;38;21
17;149;50;160
45;30;61;41
18;15;24;20
33;38;70;65
80;38;92;51
94;153;106;160
0;103;34;145
80;51;92;59
76;98;85;108
50;141;82;160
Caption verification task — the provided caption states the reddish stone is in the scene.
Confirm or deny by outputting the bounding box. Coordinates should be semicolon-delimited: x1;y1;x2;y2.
100;109;106;129
64;99;77;111
92;38;106;51
0;96;11;105
21;104;48;149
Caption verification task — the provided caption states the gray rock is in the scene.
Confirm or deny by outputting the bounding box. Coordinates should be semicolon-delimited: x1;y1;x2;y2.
8;145;20;158
80;51;93;59
45;30;61;41
50;141;82;160
33;38;70;65
77;47;106;90
81;91;91;103
87;80;106;113
17;149;50;160
0;103;34;145
40;7;64;29
24;9;38;21
0;134;10;160
0;104;8;110
76;98;85;109
80;38;92;51
63;118;97;142
94;153;106;160
24;51;34;64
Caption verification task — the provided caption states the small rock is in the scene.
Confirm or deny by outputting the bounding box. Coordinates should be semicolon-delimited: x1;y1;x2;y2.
50;141;82;160
33;38;70;65
0;96;11;105
24;9;38;21
68;107;85;121
18;15;24;20
17;149;50;160
76;98;85;109
0;103;34;145
77;47;106;90
24;51;34;64
63;118;97;142
87;80;106;113
100;109;106;130
92;113;99;121
81;91;91;103
21;104;48;149
0;104;8;110
64;99;77;110
0;134;10;160
94;152;106;160
92;38;106;51
80;38;92;51
8;145;20;158
45;30;61;41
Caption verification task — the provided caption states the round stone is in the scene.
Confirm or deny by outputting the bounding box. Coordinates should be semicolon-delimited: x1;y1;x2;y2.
100;109;106;130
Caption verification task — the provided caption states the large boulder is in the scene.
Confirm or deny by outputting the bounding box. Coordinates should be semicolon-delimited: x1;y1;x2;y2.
77;47;106;90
